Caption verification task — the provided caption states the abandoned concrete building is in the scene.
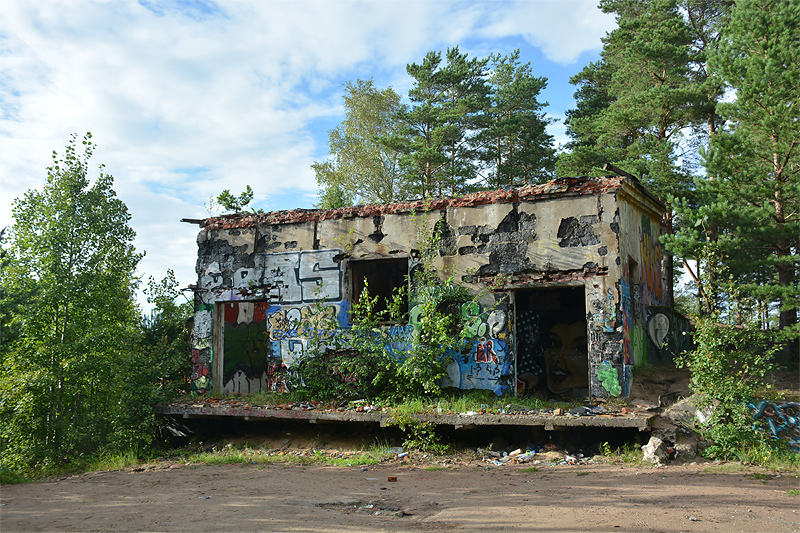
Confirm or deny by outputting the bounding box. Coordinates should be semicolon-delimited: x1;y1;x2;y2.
186;175;682;399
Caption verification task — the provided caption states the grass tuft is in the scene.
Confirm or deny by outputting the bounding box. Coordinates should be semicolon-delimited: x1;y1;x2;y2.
184;441;393;468
87;450;140;472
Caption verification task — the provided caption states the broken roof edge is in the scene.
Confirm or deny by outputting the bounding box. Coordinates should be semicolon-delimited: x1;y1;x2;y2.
197;175;659;231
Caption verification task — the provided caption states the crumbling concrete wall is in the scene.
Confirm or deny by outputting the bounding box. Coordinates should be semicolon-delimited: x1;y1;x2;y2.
188;176;667;399
615;184;671;396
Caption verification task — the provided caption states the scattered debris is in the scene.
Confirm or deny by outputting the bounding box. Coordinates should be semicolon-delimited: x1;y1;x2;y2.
642;436;670;465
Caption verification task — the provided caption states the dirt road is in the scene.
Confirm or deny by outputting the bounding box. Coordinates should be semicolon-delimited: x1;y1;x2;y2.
2;460;798;532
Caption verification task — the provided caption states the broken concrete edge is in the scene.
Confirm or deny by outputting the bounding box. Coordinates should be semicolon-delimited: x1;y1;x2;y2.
155;404;654;431
195;176;640;231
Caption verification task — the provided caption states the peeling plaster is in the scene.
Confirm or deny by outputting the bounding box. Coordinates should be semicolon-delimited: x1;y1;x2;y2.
189;177;668;398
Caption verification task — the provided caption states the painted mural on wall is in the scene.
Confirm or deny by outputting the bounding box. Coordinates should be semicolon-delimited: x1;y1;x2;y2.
620;209;678;369
639;214;663;305
221;301;275;394
613;213;670;373
190;249;346;392
589;287;616;333
266;302;350;369
751;400;800;453
199;249;343;304
517;288;590;398
438;301;512;396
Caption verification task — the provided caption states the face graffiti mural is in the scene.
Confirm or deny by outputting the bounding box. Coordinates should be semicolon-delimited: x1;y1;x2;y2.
517;287;589;398
543;322;589;394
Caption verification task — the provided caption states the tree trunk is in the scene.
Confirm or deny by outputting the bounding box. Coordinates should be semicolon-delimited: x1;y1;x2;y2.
774;181;798;364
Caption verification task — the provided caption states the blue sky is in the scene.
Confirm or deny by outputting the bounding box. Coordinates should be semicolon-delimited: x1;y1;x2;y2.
0;0;616;306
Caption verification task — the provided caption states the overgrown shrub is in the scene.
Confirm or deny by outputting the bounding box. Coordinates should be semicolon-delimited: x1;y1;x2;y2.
288;212;482;403
678;314;780;459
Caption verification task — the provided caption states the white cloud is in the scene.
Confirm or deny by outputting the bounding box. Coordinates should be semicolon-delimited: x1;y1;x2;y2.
0;0;611;306
479;0;615;64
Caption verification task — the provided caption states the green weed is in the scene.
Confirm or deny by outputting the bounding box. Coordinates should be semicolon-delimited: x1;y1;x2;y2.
599;442;645;465
701;463;750;474
599;441;612;457
386;411;449;454
87;450;140;471
184;442;393;468
0;466;30;484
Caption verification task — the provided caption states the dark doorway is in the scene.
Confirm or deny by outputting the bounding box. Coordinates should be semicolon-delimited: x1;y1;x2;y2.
516;287;588;398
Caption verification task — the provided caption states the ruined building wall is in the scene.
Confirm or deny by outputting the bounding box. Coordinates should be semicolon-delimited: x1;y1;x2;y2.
189;177;666;399
616;185;673;384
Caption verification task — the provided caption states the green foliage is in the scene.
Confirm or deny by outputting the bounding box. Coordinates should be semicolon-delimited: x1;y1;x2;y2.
598;441;645;465
0;134;190;478
216;185;260;213
0;133;143;473
678;311;782;460
283;296;354;400
667;0;799;361
109;270;191;454
599;441;613;457
313;79;406;206
0;227;24;358
386;411;448;454
316;183;350;210
317;49;556;206
558;0;715;199
185;442;391;467
288;211;490;403
480;50;556;187
674;235;797;465
87;450;140;472
391;47;556;198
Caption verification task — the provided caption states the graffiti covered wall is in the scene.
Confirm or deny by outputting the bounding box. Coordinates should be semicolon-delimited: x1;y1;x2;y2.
751;401;800;453
189;176;668;398
439;301;513;395
190;247;348;392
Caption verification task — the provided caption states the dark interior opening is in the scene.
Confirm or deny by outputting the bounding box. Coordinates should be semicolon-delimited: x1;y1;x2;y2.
351;258;409;318
515;286;588;398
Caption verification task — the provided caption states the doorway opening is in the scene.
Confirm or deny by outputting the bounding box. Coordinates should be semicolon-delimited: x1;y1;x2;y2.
515;286;588;398
215;300;285;395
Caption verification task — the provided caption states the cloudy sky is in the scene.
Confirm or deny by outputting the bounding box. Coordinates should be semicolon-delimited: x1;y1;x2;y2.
0;0;615;307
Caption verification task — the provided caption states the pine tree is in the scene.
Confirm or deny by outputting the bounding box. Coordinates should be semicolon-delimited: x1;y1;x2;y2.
390;47;490;197
481;50;556;187
667;0;799;360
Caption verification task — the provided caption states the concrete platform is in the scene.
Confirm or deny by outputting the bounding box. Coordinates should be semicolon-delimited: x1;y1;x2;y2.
157;402;654;432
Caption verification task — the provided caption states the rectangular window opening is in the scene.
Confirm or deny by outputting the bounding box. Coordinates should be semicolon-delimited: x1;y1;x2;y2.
351;258;409;319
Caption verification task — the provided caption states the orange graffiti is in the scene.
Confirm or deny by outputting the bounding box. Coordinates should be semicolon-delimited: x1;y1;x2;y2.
640;215;663;304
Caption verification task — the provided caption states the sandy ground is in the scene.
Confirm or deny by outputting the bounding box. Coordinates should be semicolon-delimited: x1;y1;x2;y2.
3;368;798;532
2;459;798;533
